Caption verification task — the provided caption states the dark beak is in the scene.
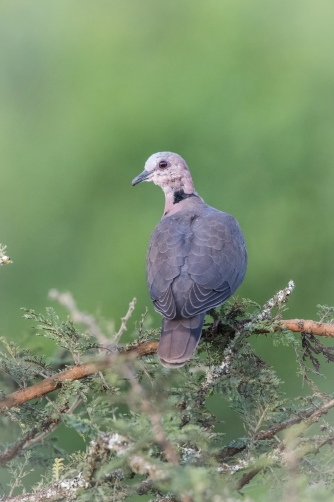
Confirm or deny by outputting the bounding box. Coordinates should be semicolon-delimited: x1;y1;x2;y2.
131;170;150;186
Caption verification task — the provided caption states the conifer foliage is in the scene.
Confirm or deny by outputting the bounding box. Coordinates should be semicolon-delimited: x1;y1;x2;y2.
1;244;334;502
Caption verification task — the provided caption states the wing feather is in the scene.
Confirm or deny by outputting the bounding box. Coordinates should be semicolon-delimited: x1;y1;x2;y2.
183;208;247;317
147;217;188;318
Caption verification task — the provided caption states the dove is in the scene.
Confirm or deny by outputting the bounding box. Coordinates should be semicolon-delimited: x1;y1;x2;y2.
132;152;247;367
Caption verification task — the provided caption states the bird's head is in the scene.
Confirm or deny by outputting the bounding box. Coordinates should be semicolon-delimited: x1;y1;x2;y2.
132;152;194;195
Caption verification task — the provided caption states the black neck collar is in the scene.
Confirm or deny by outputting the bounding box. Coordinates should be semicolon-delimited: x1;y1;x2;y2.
173;189;197;204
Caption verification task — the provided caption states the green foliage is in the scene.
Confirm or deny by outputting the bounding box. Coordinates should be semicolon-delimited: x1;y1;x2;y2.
1;291;334;501
7;451;34;497
22;308;97;364
52;458;65;482
317;305;334;324
0;336;51;388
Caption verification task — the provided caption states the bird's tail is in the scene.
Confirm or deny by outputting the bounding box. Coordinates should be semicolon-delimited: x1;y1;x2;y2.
157;314;205;368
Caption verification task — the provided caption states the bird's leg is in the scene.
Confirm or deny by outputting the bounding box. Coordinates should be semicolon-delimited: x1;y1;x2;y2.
212;319;221;333
207;309;221;333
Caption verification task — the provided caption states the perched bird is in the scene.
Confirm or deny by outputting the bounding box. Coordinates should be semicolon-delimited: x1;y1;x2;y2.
132;152;247;368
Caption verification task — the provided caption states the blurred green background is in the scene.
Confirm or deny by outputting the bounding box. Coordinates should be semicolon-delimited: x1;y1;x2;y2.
0;0;334;493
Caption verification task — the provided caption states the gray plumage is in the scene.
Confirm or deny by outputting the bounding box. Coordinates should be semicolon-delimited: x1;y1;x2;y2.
132;152;247;367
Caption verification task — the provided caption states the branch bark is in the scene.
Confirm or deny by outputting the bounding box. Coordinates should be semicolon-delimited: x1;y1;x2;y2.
280;319;334;338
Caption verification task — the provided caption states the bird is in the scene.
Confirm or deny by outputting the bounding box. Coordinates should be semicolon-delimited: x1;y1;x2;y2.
132;152;247;368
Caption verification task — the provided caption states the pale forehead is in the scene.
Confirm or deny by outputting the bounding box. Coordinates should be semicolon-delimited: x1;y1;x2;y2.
144;152;186;171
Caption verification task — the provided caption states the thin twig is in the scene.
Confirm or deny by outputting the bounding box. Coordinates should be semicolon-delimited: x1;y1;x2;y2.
122;363;179;465
0;399;82;465
257;281;295;321
0;431;37;467
235;426;334;491
49;291;137;351
253;402;272;435
236;467;262;490
219;397;334;462
112;297;137;347
49;289;108;346
257;397;334;440
24;396;82;449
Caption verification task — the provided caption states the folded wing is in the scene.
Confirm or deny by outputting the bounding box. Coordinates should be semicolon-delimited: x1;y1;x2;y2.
182;209;247;316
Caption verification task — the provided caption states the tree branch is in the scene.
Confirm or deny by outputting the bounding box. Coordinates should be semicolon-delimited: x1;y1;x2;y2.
0;399;82;465
225;397;334;491
256;397;334;440
219;396;334;463
0;341;158;412
0;430;38;467
257;280;295;321
113;298;137;346
0;317;333;414
280;319;334;338
24;396;82;449
236;467;262;491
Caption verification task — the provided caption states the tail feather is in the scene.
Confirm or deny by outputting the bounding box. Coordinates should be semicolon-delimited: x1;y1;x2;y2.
157;314;205;368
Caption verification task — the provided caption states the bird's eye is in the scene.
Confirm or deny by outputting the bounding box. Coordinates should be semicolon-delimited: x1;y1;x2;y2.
158;160;168;169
